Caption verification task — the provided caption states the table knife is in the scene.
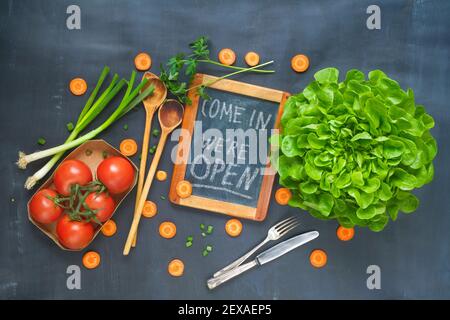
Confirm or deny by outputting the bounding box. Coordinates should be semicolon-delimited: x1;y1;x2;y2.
207;230;319;289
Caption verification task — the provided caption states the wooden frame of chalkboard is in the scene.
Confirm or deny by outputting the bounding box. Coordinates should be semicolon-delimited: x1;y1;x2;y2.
169;73;289;221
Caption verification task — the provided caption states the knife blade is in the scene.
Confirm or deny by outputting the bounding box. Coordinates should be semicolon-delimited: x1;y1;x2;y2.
256;230;319;265
207;231;319;289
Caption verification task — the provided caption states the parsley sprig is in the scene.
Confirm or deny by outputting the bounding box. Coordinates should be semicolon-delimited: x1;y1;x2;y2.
160;36;274;104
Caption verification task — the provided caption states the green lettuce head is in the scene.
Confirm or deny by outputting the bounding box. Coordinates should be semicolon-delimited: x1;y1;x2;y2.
273;68;437;231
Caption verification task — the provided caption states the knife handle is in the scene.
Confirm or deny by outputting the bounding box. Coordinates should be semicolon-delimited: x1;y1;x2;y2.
207;260;257;290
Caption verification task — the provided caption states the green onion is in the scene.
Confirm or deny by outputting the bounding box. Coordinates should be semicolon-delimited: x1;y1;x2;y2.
18;72;154;180
66;122;74;132
160;195;166;200
206;245;212;252
186;241;193;248
37;137;46;145
123;124;128;130
149;145;157;154
206;225;214;234
201;232;206;237
200;223;205;230
22;67;111;189
187;236;193;242
152;129;160;137
202;250;209;257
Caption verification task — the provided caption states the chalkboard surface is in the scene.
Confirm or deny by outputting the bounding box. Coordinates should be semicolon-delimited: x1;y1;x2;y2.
184;88;278;207
170;74;288;220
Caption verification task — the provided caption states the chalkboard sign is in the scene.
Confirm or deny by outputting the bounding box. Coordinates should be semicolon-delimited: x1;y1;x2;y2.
169;74;289;221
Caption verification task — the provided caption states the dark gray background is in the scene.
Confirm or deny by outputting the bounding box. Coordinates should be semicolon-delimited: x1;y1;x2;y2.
0;0;449;299
185;87;277;207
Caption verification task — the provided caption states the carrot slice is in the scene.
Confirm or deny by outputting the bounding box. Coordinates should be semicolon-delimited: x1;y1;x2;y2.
310;249;327;268
244;51;260;67
275;188;292;205
156;170;167;181
134;52;152;71
337;226;355;241
159;221;177;239
168;259;184;277
291;54;310;73
218;48;236;66
142;200;157;218
82;251;101;269
101;219;117;237
69;78;87;96
225;218;243;237
176;180;192;199
119;138;138;156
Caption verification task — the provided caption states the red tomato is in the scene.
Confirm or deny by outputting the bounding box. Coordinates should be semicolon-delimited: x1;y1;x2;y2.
54;159;93;196
97;156;135;194
29;189;63;224
56;215;94;250
85;192;115;223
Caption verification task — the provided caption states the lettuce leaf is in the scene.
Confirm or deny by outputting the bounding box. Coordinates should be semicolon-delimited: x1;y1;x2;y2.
273;68;437;231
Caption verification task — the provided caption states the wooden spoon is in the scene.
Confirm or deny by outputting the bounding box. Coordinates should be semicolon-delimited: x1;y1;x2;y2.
132;72;167;247
124;99;184;255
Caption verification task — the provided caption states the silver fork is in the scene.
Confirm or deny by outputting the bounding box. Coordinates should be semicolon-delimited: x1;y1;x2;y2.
213;216;300;278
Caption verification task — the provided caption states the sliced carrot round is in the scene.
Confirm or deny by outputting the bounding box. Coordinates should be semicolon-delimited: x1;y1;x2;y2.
82;251;101;269
101;219;117;237
218;48;236;66
142;200;157;218
168;259;184;277
225;218;243;237
244;51;260;67
156;170;167;181
275;188;292;205
159;221;177;239
69;78;87;96
176;180;192;199
310;249;327;268
291;54;310;73
337;226;355;241
134;52;152;71
119;138;138;156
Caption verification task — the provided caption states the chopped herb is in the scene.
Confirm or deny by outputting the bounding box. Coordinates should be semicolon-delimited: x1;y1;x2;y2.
159;36;275;104
206;225;214;234
201;232;206;237
160;195;166;200
206;245;212;252
202;250;209;257
186;241;193;248
85;149;93;156
149;145;157;154
152;128;160;137
102;151;108;159
66;122;74;132
200;223;205;230
187;235;193;242
123;124;128;130
37;137;46;145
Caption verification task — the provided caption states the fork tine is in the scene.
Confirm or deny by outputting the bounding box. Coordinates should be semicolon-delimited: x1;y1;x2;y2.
278;220;301;235
274;216;297;230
